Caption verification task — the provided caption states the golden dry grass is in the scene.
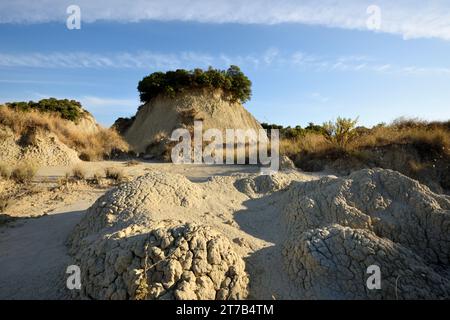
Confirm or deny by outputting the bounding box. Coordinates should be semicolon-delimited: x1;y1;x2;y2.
105;167;125;182
71;165;87;180
353;125;450;155
282;120;450;158
0;106;128;161
0;162;38;183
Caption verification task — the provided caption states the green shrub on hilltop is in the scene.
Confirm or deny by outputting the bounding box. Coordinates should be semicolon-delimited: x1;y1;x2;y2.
137;65;252;104
6;98;85;122
261;122;328;139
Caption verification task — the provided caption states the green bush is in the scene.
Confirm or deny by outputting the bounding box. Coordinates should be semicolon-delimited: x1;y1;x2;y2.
322;117;359;148
261;122;328;139
137;65;252;104
6;98;85;122
112;116;136;135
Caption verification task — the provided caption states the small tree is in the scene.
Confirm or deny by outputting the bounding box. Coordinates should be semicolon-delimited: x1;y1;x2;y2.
137;66;252;104
322;117;359;148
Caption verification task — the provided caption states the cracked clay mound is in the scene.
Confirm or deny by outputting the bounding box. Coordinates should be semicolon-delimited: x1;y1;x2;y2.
283;168;450;299
67;171;248;300
68;168;450;300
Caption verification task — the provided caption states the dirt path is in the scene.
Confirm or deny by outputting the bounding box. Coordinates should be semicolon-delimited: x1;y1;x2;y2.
0;200;98;299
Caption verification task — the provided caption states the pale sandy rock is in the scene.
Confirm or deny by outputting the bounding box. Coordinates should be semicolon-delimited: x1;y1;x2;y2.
66;166;450;300
279;155;296;171
234;171;314;198
0;125;80;166
69;222;248;300
67;171;249;300
283;168;450;299
123;89;263;154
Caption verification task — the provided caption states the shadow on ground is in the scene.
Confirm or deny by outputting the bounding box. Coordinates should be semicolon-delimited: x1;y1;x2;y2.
0;210;84;299
232;187;300;299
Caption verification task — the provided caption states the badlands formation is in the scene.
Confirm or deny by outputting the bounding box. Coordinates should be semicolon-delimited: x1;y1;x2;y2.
1;89;449;300
67;168;450;299
0;107;98;166
120;89;262;156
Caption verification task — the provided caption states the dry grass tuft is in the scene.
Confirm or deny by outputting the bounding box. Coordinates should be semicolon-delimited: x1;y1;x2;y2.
11;162;38;183
71;165;87;180
0;198;10;212
0;163;11;179
105;167;125;183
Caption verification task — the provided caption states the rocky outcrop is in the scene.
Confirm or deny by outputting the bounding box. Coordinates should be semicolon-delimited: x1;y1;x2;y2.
283;168;450;299
67;168;450;300
122;89;263;155
69;222;247;300
67;171;249;300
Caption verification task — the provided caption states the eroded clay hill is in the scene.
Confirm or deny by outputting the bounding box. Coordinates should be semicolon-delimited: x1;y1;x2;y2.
0;125;80;166
121;89;263;155
0;104;127;166
67;168;450;300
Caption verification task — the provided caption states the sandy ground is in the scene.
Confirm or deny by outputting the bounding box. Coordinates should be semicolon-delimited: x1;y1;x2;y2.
2;160;304;299
0;201;92;299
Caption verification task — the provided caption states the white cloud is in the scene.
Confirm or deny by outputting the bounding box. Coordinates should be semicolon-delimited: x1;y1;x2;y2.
1;1;450;41
1;49;450;78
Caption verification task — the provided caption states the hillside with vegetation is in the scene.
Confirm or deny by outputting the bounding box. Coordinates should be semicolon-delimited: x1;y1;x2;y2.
271;117;450;193
0;100;128;164
117;66;261;156
5;98;87;122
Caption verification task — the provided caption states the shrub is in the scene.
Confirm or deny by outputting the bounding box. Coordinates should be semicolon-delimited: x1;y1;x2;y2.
0;198;10;212
137;65;252;104
0;163;11;179
71;166;86;180
105;167;125;182
322;117;359;149
92;171;104;184
11;163;37;183
6;98;85;122
112;116;136;135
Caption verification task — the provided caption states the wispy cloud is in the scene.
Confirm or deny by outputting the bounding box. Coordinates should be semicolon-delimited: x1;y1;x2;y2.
1;1;450;41
1;49;450;77
0;51;262;70
79;96;138;108
309;92;329;103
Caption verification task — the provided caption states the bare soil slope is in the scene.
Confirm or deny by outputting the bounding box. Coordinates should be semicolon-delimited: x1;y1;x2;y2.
123;89;263;155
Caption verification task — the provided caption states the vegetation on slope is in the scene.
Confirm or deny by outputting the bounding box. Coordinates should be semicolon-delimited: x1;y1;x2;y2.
137;65;252;104
112;116;136;135
5;98;87;122
276;117;450;191
0;105;128;161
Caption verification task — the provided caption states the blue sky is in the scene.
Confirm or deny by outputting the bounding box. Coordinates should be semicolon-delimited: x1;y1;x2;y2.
1;0;450;127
